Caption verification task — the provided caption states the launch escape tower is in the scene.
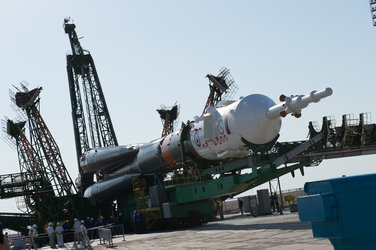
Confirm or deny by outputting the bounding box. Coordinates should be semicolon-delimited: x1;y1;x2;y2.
203;67;238;114
64;18;118;191
157;104;179;137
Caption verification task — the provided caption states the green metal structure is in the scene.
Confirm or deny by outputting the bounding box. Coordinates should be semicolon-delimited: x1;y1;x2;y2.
116;113;376;230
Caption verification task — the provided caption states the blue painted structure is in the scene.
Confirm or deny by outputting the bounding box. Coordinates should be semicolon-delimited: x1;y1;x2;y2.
298;173;376;250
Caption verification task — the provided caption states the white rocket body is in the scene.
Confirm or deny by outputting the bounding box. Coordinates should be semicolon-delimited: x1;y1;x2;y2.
189;94;281;160
187;88;332;161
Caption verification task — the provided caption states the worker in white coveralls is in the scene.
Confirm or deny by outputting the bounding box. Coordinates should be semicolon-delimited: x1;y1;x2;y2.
27;226;37;250
47;222;56;248
81;220;91;248
73;218;82;246
32;224;39;248
55;222;64;248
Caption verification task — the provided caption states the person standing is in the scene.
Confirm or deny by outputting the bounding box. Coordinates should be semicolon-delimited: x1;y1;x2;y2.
73;218;82;247
238;199;244;215
133;210;138;233
27;226;37;250
55;222;64;248
217;200;224;220
117;213;126;234
138;211;145;233
107;216;114;225
32;224;39;248
0;223;10;250
80;220;91;248
270;192;275;213
274;192;280;213
47;222;56;248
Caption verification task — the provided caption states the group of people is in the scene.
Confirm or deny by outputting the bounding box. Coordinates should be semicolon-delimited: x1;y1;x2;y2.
27;222;64;249
72;218;91;248
132;210;145;234
270;192;280;213
46;222;64;248
26;214;120;249
27;217;95;249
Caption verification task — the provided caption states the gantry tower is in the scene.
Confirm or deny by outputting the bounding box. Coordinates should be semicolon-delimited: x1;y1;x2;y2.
64;18;118;191
3;119;56;220
0;83;80;223
11;85;77;197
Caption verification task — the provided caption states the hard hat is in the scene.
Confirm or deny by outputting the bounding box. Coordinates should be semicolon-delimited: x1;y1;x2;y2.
48;222;52;226
74;218;78;222
81;220;85;224
57;222;60;226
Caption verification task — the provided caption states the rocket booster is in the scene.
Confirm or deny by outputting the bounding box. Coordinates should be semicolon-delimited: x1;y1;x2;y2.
81;88;332;201
80;146;139;174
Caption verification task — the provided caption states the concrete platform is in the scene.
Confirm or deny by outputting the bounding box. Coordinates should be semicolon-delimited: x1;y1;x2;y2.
39;212;333;250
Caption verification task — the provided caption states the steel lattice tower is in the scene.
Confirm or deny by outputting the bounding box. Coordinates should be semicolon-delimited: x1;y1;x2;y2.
370;0;376;26
12;86;77;197
4;119;57;219
64;18;118;191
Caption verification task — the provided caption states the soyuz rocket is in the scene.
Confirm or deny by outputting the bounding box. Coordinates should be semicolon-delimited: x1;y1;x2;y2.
82;87;333;202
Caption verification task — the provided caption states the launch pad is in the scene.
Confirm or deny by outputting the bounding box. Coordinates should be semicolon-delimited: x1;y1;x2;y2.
93;213;331;250
1;19;376;245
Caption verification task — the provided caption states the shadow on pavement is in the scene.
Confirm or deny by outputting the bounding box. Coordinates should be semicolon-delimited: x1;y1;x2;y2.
195;221;311;231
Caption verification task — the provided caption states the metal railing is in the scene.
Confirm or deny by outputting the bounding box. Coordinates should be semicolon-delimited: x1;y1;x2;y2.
9;224;126;249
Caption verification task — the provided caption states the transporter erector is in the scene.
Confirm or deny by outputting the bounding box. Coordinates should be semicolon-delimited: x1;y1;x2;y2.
81;88;332;202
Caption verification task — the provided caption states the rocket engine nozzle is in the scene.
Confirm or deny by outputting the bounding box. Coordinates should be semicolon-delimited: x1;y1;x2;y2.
266;87;333;119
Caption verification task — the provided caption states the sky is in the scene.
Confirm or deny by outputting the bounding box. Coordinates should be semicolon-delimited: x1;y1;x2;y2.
1;1;376;212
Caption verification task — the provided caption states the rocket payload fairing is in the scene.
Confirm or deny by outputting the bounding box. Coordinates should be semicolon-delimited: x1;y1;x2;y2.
81;88;333;202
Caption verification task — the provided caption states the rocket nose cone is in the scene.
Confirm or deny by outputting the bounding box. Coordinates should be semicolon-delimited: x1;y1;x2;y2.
234;94;281;145
83;186;93;199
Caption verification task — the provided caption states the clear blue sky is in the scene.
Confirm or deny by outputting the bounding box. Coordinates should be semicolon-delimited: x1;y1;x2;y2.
1;1;376;212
